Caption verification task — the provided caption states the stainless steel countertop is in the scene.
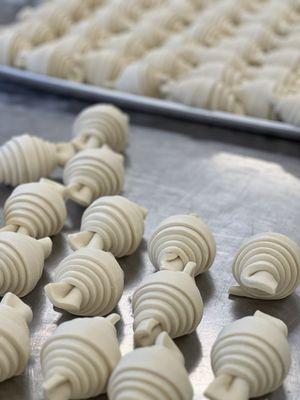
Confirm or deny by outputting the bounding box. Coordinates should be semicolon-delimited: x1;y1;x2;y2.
0;79;299;400
0;2;300;399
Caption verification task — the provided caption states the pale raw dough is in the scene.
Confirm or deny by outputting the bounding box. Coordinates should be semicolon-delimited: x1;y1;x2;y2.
68;195;148;257
102;33;148;59
187;15;233;47
0;293;32;382
205;311;291;400
131;22;168;48
234;79;277;119
0;30;31;66
132;263;203;346
107;332;193;400
164;77;244;114
51;0;91;22
45;248;124;316
148;214;216;276
145;7;190;31
14;20;55;46
72;104;129;152
0;134;75;186
63;146;125;206
92;7;133;33
143;48;191;79
2;179;67;238
18;3;72;36
0;232;52;297
263;49;300;67
274;94;300;127
186;62;247;86
84;50;129;86
219;37;264;65
41;314;121;399
230;232;300;299
71;19;107;48
22;35;89;82
234;23;280;51
115;62;166;98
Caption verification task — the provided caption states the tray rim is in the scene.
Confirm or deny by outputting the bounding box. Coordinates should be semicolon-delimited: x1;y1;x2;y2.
1;65;300;141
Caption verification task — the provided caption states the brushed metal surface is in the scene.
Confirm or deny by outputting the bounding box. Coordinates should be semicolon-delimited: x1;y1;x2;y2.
0;79;299;400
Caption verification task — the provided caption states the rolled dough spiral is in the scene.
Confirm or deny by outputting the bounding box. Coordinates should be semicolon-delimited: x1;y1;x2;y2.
148;214;216;276
108;332;193;400
45;248;124;316
2;179;67;238
51;0;91;22
164;78;244;114
220;38;264;65
143;48;191;79
15;20;55;46
132;263;203;347
68;195;148;257
93;7;133;33
23;35;88;82
131;23;168;48
19;4;72;37
103;33;148;59
63;146;125;206
72;104;129;152
41;314;121;399
0;134;75;186
115;62;167;98
0;293;32;382
234;23;280;51
187;15;233;46
186;62;247;86
84;50;129;86
229;233;300;299
71;19;107;48
0;232;52;297
0;30;31;66
205;311;291;400
274;94;300;127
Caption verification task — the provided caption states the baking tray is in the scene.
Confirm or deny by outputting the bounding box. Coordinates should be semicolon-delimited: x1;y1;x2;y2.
1;64;300;141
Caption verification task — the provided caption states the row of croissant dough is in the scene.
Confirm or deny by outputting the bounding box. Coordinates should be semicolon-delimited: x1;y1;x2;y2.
2;0;300;126
0;103;299;399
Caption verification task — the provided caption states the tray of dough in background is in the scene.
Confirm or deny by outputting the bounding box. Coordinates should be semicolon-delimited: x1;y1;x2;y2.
2;0;300;141
1;64;300;141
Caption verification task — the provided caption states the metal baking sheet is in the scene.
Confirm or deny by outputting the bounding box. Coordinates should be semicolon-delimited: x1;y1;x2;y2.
0;80;299;400
1;64;300;141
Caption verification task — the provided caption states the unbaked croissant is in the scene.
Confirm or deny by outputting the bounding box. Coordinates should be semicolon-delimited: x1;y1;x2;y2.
143;48;191;78
41;314;121;399
229;233;300;299
205;311;291;400
51;0;91;21
115;62;167;98
234;23;280;51
71;18;108;48
72;104;129;152
93;7;133;33
14;20;55;46
0;134;75;186
0;293;32;382
84;50;129;87
22;35;89;82
18;3;72;37
63;146;124;206
68;195;148;257
164;77;244;114
102;33;148;59
0;30;31;66
219;37;264;65
274;94;300;126
187;15;233;46
108;332;193;400
1;179;67;238
131;22;168;48
45;248;124;316
132;263;203;346
148;214;216;276
186;62;248;86
0;232;52;297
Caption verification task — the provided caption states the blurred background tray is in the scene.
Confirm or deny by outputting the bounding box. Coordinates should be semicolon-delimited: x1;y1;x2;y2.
1;64;300;141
